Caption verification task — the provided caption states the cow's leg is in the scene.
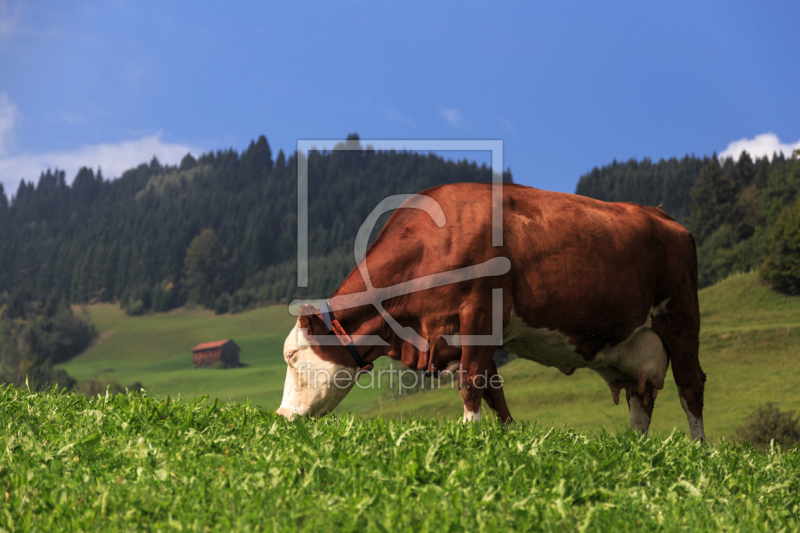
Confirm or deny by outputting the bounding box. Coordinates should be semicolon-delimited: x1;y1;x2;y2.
678;387;705;441
459;359;490;422
669;340;705;440
625;388;654;434
457;305;497;423
459;365;483;422
652;294;706;441
481;361;513;424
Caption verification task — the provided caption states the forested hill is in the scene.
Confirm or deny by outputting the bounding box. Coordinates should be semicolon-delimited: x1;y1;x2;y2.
574;155;713;220
0;134;511;314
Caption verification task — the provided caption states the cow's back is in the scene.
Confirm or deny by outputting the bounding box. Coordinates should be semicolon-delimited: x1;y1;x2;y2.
339;182;696;358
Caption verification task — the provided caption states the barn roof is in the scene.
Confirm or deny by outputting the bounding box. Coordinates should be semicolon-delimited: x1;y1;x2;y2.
192;339;239;352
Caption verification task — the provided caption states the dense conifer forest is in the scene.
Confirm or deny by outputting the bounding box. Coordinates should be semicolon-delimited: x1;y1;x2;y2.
0;134;511;315
575;155;711;220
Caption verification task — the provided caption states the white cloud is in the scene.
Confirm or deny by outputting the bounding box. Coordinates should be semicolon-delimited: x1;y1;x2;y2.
719;132;800;162
0;133;197;195
0;93;17;156
440;107;463;126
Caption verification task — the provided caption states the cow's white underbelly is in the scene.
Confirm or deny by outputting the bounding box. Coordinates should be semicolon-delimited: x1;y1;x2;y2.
502;314;584;374
502;310;668;389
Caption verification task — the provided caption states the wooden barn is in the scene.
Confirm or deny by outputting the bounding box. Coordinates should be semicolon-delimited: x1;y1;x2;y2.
192;339;240;368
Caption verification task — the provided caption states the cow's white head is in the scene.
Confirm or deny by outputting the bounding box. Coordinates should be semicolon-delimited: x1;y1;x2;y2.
276;307;357;419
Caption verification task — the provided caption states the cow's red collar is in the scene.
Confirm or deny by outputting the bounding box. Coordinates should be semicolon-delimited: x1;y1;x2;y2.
320;302;373;374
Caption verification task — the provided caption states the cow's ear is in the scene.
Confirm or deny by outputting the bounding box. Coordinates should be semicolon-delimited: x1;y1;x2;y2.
297;305;319;334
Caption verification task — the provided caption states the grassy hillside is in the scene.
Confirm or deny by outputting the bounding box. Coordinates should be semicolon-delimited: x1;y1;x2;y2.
364;272;800;438
2;386;798;531
699;271;800;333
58;303;394;414
59;272;800;439
60;305;297;409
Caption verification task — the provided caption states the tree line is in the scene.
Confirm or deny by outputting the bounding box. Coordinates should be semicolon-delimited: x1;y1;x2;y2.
575;155;711;220
0;134;511;316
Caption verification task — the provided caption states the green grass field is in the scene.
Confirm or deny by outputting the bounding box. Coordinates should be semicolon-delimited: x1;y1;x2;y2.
60;304;297;409
59;272;800;440
363;273;800;438
1;386;798;531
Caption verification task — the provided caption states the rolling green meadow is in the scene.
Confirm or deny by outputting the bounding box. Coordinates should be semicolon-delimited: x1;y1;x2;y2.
58;305;297;413
0;271;795;530
362;272;800;439
2;386;799;532
59;271;800;440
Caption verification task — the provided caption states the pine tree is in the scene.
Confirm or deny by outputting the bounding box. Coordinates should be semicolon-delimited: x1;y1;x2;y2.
755;156;771;189
240;136;273;182
761;197;800;295
688;160;725;244
182;229;227;305
179;153;197;171
72;167;99;207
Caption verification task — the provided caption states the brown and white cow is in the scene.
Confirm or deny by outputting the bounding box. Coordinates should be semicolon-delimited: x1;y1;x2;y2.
277;183;706;440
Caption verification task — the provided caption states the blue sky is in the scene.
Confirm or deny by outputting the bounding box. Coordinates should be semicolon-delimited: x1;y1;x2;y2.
1;1;799;196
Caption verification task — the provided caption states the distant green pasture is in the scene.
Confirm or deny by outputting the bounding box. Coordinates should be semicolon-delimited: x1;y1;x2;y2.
59;272;800;439
60;305;296;409
364;273;800;439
